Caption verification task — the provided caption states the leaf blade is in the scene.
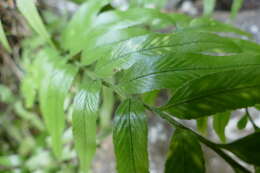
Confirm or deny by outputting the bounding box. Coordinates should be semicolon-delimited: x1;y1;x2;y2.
113;99;149;173
95;32;241;77
16;0;53;46
62;0;109;54
72;78;101;172
165;129;205;173
39;49;78;157
161;68;260;119
117;53;260;95
220;132;260;166
213;112;231;143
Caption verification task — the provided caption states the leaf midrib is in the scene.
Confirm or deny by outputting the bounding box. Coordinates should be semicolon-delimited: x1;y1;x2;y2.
126;64;260;83
99;38;235;71
164;84;260;109
127;100;137;173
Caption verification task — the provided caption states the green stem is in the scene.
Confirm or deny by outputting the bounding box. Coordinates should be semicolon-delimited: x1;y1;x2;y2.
145;105;251;173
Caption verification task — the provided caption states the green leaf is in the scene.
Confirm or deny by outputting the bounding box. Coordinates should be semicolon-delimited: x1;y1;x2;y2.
117;53;260;95
39;49;78;158
82;27;148;65
16;0;53;46
62;0;109;54
231;0;244;19
237;113;248;130
0;20;11;52
219;132;260;166
203;0;216;16
72;78;101;172
233;38;260;53
81;8;185;65
161;68;260;119
165;129;205;173
213;112;230;143
95;32;241;77
196;117;208;135
113;99;149;173
186;17;251;37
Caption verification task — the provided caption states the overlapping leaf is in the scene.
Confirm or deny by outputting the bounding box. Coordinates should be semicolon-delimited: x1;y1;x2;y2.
95;32;241;77
81;8;187;65
237;112;248;130
113;99;149;173
213;112;230;142
72;78;101;172
39;49;78;157
186;17;251;37
161;67;260;119
117;53;260;94
197;117;208;135
219;131;260;166
62;0;109;54
16;0;53;46
165;129;205;173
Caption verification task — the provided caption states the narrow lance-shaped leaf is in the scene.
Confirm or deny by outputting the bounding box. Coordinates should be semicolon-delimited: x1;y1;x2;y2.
95;32;241;77
39;50;78;158
203;0;216;16
213;112;231;143
196;117;208;135
16;0;53;46
117;53;260;95
161;68;260;119
237;112;248;130
0;20;11;52
113;99;149;173
186;17;251;37
72;78;101;172
219;131;260;166
231;0;244;19
165;129;205;173
81;8;187;65
62;0;109;54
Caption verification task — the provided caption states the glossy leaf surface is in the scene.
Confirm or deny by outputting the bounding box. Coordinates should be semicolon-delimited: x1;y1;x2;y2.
113;99;149;173
95;32;241;77
117;53;260;94
162;68;260;119
72;78;101;172
165;129;205;173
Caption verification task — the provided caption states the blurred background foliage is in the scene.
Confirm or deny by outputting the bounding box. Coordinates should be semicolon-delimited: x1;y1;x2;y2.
1;0;260;172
